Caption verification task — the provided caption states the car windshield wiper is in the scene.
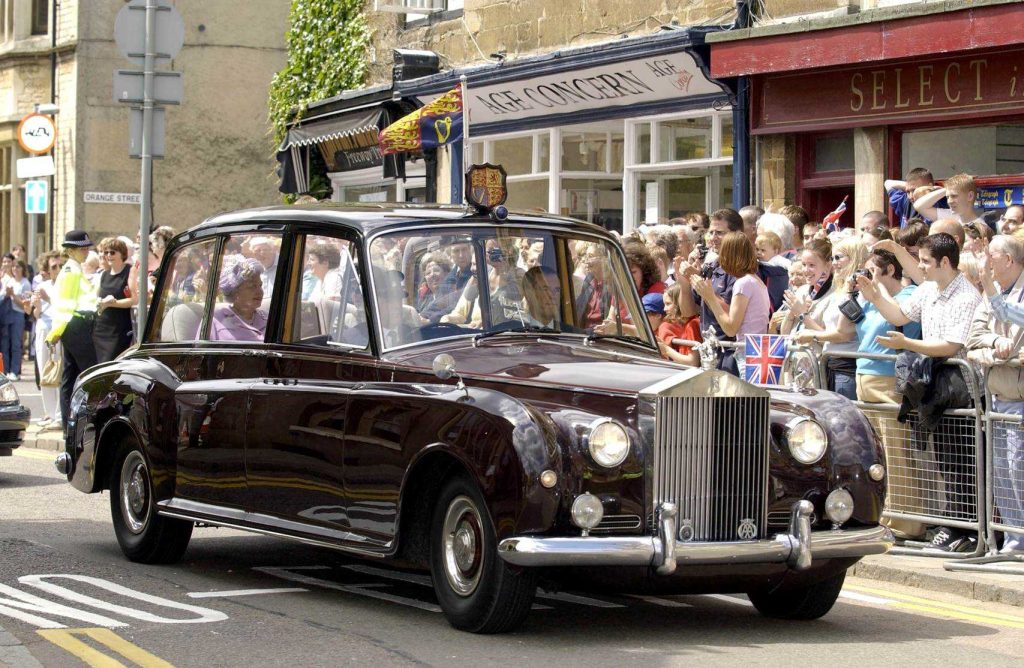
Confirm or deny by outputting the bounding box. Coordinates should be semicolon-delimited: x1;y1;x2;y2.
584;332;652;349
473;324;562;344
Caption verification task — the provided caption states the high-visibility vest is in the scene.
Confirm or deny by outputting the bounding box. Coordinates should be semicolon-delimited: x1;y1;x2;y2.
46;258;97;343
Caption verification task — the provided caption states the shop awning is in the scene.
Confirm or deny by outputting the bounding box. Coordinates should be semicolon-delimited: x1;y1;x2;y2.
276;94;421;194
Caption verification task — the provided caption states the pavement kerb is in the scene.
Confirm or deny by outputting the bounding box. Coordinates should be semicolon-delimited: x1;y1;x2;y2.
22;424;63;452
850;554;1024;608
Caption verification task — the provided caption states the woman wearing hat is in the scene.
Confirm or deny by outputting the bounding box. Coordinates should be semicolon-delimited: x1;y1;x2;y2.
209;258;268;341
47;230;98;428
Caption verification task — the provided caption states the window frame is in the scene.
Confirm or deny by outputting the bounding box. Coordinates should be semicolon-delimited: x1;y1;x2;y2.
144;236;223;345
281;229;373;355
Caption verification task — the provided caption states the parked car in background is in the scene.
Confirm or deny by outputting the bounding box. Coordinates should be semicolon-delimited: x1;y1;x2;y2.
56;191;892;633
0;376;29;462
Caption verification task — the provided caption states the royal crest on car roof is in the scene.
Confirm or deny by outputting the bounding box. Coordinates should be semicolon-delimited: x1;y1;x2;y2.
465;163;508;212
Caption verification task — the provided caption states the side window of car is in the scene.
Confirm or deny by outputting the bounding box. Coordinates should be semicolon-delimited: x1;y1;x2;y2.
148;238;216;343
201;233;282;343
287;234;369;350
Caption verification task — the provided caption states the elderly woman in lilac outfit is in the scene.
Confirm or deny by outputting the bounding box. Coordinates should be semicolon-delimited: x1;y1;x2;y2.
209;258;268;341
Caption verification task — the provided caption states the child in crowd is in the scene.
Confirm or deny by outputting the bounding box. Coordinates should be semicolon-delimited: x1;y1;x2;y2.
755;231;790;268
655;283;701;366
787;260;807;290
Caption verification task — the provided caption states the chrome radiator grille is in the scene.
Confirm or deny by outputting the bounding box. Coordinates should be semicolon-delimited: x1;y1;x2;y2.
653;395;770;542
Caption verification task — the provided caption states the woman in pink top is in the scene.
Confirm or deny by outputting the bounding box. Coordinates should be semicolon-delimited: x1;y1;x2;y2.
690;232;769;338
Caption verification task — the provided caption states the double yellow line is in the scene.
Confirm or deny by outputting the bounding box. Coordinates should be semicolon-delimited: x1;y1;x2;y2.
846;584;1024;629
37;628;173;668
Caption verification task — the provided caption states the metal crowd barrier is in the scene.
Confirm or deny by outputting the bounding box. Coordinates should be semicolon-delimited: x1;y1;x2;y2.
946;362;1024;573
819;350;988;559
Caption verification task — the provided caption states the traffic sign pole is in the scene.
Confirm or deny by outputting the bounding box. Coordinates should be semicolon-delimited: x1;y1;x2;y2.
136;0;156;338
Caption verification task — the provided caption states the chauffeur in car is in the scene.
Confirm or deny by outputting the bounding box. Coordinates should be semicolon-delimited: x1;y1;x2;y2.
56;168;892;634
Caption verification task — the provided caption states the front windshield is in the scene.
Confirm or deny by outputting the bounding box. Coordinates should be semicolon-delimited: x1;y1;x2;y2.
367;226;655;350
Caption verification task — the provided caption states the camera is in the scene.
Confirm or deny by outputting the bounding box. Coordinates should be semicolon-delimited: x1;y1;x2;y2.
839;270;869;323
487;247;505;263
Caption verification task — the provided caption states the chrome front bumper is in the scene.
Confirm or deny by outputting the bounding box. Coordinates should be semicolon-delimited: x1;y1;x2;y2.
497;501;894;575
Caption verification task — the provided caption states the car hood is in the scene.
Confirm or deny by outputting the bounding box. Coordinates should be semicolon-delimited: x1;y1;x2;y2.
388;336;683;396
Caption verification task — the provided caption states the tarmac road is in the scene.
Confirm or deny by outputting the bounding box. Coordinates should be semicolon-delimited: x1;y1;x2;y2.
2;448;1024;667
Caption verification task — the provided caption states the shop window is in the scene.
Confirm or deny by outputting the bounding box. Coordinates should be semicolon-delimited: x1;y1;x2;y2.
562;178;623;231
536;134;550;173
562;132;622;173
658;117;712;162
634;123;651;165
902;124;1024;178
814;135;854;173
397;0;464;26
624;110;733;230
492;136;533;175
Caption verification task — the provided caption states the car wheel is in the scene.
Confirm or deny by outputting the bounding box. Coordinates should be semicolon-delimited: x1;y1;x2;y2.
748;570;846;620
109;439;193;564
429;474;537;633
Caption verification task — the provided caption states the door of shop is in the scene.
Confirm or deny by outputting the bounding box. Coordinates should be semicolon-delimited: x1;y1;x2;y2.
796;132;855;227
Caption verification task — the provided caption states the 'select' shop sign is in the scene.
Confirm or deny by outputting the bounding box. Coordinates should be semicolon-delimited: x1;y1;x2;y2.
467;51;724;126
753;47;1024;133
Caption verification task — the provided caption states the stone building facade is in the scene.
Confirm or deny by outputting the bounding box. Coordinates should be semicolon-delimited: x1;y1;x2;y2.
0;0;287;260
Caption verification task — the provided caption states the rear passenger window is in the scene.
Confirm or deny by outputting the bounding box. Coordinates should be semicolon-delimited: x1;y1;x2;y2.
287;234;368;349
202;233;283;343
148;238;216;343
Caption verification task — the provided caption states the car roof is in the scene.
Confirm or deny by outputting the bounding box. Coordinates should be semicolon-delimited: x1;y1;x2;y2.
180;202;613;240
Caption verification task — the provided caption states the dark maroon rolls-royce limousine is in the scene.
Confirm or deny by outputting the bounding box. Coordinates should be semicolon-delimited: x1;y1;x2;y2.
55;201;892;633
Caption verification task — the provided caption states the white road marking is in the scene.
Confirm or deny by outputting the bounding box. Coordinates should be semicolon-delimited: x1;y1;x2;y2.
705;594;754;607
187;588;307;599
255;566;441;613
0;584;125;629
18;575;227;624
536;590;625;608
839;590;893;605
626;594;692;608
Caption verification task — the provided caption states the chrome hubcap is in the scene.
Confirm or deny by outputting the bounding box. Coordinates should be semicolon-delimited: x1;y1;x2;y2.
442;496;484;597
120;451;149;535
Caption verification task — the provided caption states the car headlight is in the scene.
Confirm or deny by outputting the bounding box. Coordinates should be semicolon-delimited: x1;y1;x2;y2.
585;418;631;467
0;381;18;404
785;417;828;464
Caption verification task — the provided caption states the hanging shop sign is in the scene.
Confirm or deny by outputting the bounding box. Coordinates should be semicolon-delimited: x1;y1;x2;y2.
467;50;722;126
752;47;1024;133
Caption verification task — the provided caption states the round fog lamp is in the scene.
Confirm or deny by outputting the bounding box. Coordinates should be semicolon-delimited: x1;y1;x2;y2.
868;464;886;482
586;419;630;468
539;470;558;488
825;488;855;525
786;417;828;464
571;493;604;531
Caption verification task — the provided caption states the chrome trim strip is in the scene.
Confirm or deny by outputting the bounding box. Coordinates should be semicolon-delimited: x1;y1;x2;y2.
157;501;392;559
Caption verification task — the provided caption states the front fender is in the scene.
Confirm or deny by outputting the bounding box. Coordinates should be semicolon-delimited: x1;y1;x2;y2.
353;382;562;540
768;387;887;525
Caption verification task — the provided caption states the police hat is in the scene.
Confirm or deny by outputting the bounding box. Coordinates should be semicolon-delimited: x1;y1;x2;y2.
62;230;94;248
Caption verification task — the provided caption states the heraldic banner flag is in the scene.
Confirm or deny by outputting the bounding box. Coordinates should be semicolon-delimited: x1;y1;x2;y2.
379;86;463;156
744;334;788;386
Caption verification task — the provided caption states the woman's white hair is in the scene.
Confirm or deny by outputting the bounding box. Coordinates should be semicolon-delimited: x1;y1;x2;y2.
756;213;794;251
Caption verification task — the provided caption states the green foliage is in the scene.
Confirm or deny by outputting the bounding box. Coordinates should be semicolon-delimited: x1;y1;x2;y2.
268;0;371;146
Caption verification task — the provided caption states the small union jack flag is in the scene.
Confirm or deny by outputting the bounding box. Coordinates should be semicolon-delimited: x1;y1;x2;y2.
823;195;848;233
744;334;788;386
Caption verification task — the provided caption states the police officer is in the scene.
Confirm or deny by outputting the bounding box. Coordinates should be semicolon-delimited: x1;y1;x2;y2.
47;230;98;429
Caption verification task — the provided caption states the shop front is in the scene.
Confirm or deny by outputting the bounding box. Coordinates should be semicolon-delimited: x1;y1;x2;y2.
708;2;1024;225
400;29;738;234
